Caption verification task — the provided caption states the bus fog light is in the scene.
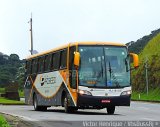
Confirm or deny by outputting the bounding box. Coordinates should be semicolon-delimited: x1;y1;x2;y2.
78;90;92;96
121;90;132;96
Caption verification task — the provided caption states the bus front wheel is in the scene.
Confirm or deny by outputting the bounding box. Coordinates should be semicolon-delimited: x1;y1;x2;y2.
63;94;78;113
106;106;115;114
64;95;71;113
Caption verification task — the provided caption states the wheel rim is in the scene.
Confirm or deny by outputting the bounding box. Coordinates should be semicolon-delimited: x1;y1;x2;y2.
64;97;68;112
34;96;37;109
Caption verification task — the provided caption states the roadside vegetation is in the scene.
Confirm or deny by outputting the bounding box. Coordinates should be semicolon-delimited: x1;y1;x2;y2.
0;54;25;104
0;53;25;96
18;89;24;98
131;33;160;94
132;88;160;102
128;29;160;102
126;28;160;54
0;87;25;105
0;88;5;94
0;115;10;127
0;87;24;98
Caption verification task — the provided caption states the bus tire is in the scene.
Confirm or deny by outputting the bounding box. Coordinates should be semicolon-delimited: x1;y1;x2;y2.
64;95;71;113
33;94;47;111
106;106;115;114
70;107;78;112
33;94;39;111
40;106;47;111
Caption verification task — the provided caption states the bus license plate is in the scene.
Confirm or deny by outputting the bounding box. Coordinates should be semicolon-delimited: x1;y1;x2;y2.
101;100;110;103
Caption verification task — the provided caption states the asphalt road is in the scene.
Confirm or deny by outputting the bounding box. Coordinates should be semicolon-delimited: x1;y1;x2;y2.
0;101;160;127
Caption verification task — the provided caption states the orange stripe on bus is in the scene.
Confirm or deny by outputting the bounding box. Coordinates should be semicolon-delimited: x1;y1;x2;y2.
59;70;77;106
28;76;36;104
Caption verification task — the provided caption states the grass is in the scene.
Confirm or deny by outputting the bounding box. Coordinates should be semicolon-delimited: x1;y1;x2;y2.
0;115;10;127
0;88;5;94
132;88;160;102
0;97;25;105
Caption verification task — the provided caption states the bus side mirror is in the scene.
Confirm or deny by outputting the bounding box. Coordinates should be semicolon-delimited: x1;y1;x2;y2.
130;53;139;68
74;52;80;67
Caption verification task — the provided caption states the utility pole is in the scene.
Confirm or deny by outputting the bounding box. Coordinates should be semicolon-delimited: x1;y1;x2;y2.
145;56;149;95
29;13;33;55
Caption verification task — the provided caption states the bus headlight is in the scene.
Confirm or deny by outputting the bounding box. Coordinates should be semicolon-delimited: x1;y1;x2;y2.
78;90;92;96
121;90;132;96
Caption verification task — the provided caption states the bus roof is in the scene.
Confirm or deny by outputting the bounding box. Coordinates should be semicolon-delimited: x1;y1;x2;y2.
26;42;126;60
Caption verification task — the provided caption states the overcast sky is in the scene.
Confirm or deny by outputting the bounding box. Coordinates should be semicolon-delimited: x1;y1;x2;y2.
0;0;160;59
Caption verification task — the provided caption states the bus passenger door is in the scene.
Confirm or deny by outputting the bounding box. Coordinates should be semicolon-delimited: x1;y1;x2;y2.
69;69;78;106
68;46;78;106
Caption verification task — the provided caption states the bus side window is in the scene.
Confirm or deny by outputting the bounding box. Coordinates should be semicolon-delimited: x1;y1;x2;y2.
51;53;55;70
26;60;32;75
26;61;28;75
60;49;67;69
38;57;45;73
32;59;38;74
44;54;52;72
52;51;60;70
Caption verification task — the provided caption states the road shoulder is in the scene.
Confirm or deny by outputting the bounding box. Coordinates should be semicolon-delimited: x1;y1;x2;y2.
0;113;35;127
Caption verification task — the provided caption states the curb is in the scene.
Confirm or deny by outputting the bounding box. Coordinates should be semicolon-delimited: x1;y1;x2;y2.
131;99;160;103
0;99;25;105
0;103;26;105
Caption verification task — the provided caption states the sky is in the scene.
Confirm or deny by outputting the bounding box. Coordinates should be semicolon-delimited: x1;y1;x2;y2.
0;0;160;59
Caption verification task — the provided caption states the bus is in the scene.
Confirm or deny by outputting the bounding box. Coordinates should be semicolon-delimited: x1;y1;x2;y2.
24;42;138;114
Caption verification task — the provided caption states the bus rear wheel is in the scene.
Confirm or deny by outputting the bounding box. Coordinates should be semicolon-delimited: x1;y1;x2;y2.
106;106;115;114
33;94;47;111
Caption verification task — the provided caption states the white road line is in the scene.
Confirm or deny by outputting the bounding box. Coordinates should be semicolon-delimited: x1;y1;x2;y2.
137;107;149;110
141;117;155;121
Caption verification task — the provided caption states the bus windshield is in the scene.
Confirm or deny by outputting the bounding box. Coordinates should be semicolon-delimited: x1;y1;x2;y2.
78;46;130;88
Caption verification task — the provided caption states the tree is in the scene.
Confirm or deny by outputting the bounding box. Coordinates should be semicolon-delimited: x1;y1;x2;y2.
0;53;24;88
16;64;25;89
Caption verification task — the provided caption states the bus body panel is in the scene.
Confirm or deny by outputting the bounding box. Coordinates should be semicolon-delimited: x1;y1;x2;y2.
77;94;130;108
77;86;131;108
24;71;76;107
78;86;131;96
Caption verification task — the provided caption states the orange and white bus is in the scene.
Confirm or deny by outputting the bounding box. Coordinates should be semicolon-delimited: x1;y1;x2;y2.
24;42;138;114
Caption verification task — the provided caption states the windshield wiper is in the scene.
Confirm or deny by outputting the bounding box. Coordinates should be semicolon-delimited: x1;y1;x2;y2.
103;48;108;87
108;61;120;87
108;61;112;79
100;56;104;78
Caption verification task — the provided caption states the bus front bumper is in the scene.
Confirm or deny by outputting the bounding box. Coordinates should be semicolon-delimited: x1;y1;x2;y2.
77;94;131;108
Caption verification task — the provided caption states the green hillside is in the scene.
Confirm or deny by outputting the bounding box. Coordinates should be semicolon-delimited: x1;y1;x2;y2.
132;33;160;92
126;28;160;54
